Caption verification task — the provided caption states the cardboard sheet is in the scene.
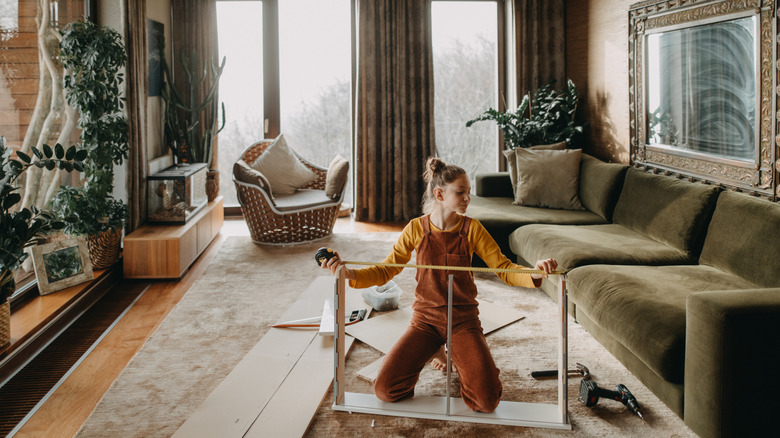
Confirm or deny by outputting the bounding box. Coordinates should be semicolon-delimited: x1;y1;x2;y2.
345;300;524;354
352;301;524;382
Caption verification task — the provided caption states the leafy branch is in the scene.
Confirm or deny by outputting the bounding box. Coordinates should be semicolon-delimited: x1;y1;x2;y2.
466;79;586;149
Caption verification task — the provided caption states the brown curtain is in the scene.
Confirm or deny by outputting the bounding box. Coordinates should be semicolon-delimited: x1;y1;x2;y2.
354;0;436;222
515;0;566;96
170;0;220;169
125;0;148;232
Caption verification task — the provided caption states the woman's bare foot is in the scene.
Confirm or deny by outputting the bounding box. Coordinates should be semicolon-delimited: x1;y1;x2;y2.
429;346;457;373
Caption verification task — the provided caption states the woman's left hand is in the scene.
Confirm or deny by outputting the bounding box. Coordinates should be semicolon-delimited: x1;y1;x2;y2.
531;258;558;279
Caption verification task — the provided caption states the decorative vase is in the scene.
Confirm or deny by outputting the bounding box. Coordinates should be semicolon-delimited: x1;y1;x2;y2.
206;169;219;202
0;274;13;350
86;227;123;270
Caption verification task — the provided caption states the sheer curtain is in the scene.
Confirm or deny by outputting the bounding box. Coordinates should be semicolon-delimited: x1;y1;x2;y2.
124;0;148;232
354;0;436;222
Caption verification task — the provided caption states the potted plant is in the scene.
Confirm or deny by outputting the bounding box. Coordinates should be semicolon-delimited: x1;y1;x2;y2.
49;20;129;270
1;136;86;347
161;44;226;201
466;79;586;149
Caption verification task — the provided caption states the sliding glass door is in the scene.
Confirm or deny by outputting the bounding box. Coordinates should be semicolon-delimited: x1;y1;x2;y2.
216;0;352;207
432;0;501;180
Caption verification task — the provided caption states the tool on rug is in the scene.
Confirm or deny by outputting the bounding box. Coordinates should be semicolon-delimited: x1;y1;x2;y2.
315;247;336;265
579;379;643;419
531;362;590;379
271;308;366;328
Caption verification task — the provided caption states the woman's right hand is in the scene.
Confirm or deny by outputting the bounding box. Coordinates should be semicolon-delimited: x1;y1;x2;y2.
320;250;356;280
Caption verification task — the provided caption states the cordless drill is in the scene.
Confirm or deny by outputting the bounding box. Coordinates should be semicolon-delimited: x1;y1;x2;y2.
579;379;644;419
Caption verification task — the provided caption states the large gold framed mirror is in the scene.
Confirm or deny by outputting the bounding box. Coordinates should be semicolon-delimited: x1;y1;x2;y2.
629;0;777;200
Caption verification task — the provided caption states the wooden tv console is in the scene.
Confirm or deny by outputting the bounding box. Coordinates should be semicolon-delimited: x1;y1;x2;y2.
124;197;224;279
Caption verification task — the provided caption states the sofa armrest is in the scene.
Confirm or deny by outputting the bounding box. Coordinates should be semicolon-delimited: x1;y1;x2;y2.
685;288;780;437
475;172;513;198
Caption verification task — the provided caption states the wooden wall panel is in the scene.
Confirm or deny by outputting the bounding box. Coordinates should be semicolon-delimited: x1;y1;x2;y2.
565;0;634;164
0;0;84;146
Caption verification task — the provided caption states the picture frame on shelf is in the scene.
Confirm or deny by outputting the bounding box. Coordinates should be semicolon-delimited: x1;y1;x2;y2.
31;237;94;295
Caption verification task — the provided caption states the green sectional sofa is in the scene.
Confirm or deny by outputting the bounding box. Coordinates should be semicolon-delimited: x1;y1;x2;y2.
468;154;780;438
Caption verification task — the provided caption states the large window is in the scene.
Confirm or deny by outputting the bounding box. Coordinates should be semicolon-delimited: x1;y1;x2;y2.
216;1;264;206
217;0;352;207
432;1;501;180
1;0;87;298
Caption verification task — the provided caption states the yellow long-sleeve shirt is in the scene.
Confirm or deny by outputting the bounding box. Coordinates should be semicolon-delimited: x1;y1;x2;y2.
350;215;541;289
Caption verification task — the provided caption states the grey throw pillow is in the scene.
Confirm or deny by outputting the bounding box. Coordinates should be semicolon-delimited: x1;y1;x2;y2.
249;134;317;196
234;160;274;201
503;141;566;195
325;155;349;199
512;148;584;210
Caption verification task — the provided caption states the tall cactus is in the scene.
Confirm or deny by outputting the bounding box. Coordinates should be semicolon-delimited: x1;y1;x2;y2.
162;47;226;167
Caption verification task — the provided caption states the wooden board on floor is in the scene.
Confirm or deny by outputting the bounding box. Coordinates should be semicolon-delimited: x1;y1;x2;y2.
345;300;524;354
173;276;369;438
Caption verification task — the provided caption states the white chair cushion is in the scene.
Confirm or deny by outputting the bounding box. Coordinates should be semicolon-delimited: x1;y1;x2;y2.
249;134;317;196
273;189;336;212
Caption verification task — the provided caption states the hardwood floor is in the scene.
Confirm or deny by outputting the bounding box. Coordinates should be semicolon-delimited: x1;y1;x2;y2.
14;217;403;437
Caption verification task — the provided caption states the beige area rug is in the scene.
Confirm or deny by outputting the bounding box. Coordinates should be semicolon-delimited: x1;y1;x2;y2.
77;234;696;437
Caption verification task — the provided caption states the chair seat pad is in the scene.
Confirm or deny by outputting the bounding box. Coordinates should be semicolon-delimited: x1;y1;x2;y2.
274;189;336;212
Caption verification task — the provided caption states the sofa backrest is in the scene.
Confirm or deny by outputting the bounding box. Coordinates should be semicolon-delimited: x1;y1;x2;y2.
612;168;721;257
699;191;780;287
578;154;629;222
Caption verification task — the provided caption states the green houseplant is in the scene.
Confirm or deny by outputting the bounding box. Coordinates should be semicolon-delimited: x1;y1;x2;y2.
161;45;226;201
1;135;86;347
466;79;585;149
49;20;129;270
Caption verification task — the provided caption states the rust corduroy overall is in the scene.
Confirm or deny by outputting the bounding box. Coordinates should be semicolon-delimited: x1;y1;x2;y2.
373;215;502;412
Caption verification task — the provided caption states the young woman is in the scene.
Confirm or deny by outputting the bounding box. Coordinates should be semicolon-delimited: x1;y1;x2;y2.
321;157;557;412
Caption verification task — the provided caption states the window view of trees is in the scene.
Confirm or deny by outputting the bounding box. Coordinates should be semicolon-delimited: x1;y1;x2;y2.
217;1;500;205
432;1;499;183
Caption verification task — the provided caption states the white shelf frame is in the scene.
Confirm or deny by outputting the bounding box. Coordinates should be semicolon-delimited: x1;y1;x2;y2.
331;268;571;430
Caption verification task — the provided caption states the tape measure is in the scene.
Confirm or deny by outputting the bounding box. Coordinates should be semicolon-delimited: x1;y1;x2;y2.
315;247;565;276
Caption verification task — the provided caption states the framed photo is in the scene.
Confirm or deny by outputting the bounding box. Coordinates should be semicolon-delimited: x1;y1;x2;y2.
31;237;94;295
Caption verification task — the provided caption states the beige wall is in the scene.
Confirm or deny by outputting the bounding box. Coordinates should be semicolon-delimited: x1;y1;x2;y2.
566;0;634;164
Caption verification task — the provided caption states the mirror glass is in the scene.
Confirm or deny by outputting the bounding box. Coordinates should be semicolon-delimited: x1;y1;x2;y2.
645;15;757;161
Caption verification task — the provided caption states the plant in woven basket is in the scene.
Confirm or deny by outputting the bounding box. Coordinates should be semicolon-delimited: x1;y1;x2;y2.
466;79;585;149
1;135;87;303
49;20;129;268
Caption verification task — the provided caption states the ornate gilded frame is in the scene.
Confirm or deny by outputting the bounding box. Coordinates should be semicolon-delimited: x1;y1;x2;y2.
629;0;778;200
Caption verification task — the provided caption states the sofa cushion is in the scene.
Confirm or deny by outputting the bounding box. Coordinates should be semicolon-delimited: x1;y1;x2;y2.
467;196;607;258
474;172;514;198
503;142;566;196
510;223;694;271
578;155;628;222
612;168;720;257
233;159;273;199
510;148;585;210
699;191;780;287
567;264;755;383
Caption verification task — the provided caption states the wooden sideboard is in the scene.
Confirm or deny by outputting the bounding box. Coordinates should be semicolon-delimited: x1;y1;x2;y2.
124;197;224;279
